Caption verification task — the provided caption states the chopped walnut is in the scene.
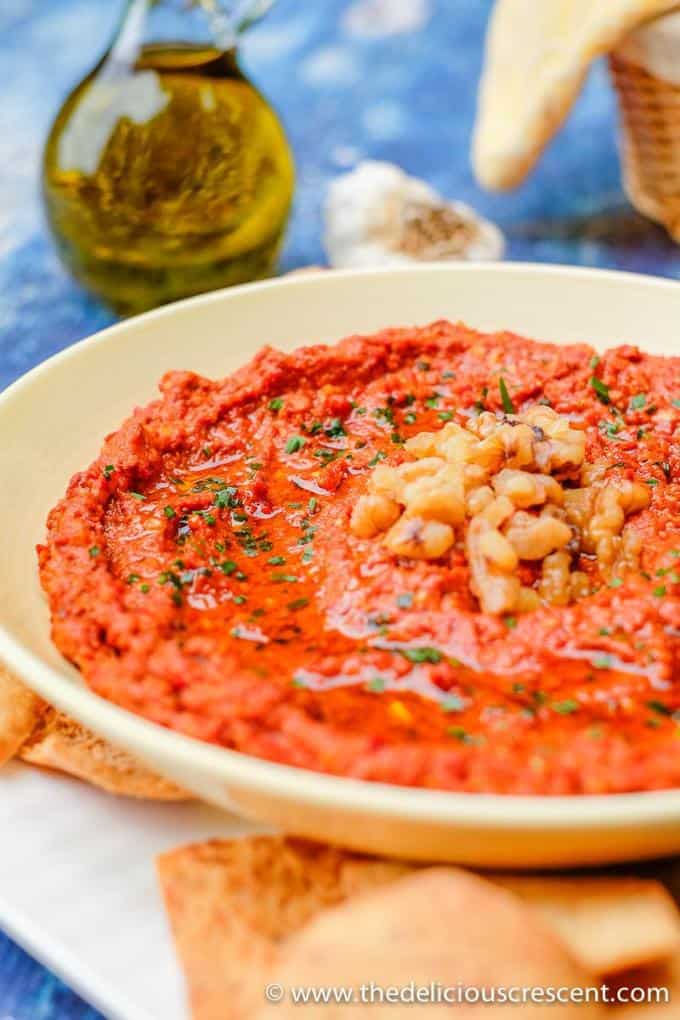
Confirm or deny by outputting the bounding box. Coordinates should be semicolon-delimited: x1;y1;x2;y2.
351;402;651;615
384;516;454;559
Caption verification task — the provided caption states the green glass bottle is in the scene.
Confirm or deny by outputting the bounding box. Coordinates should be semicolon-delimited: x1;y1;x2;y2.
43;0;295;315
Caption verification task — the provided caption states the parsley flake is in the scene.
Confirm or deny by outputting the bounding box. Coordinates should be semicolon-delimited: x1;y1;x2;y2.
590;377;610;404
285;436;306;454
498;377;515;414
399;646;442;664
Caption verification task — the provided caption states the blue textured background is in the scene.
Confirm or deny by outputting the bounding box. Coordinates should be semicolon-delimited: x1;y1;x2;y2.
1;0;679;1015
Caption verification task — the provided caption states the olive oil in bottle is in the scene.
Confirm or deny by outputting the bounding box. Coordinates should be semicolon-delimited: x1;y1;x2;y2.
43;0;294;314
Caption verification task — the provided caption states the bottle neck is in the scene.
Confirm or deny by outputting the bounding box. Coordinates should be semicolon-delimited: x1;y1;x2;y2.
108;0;273;64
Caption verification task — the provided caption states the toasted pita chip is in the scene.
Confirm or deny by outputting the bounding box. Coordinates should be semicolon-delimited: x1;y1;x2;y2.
495;875;680;976
473;0;680;190
159;837;680;1020
0;665;187;799
610;953;678;1017
19;705;188;800
158;837;680;1020
255;868;604;1019
0;665;42;766
157;837;408;1020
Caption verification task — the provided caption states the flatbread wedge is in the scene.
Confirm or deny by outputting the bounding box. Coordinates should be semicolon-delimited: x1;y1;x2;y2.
610;952;679;1017
473;0;680;190
157;837;408;1020
255;868;604;1019
20;704;188;800
0;665;42;766
0;667;187;800
158;836;680;1020
494;875;680;975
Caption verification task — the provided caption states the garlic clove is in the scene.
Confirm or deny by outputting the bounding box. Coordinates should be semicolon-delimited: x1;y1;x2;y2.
324;161;504;269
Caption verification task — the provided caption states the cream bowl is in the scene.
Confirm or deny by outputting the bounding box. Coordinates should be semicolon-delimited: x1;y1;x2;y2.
1;263;679;868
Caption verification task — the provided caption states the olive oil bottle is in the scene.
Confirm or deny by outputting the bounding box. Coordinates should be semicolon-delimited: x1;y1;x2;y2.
43;0;294;314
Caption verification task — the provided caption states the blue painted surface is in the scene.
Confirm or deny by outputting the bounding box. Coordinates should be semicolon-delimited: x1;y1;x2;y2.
1;0;679;1015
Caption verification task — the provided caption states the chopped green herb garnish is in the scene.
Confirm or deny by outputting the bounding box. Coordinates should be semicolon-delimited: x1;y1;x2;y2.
219;560;238;575
425;393;441;409
646;477;659;486
599;420;620;439
214;486;239;509
374;406;395;425
285;435;306;454
88;545;100;558
287;597;309;611
553;699;579;715
367;677;386;693
233;594;247;605
129;491;146;500
647;700;672;716
593;654;613;669
399;646;442;664
313;448;340;463
324;417;346;438
447;726;469;742
126;574;140;584
404;412;417;425
438;411;454;422
498;377;515;414
163;506;176;519
653;585;667;597
672;398;680;409
630;393;647;410
589;355;600;369
308;497;318;513
609;577;623;589
367;451;386;468
271;572;299;583
140;583;150;594
267;555;286;565
503;616;517;629
268;397;284;412
590;376;610;404
103;464;115;479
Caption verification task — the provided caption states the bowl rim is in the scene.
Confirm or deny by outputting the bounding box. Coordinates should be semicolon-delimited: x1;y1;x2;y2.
2;261;680;829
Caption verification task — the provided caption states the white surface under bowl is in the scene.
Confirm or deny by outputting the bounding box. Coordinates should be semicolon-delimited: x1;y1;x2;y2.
1;263;679;868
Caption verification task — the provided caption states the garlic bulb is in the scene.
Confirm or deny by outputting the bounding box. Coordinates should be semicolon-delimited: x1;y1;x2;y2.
324;161;504;269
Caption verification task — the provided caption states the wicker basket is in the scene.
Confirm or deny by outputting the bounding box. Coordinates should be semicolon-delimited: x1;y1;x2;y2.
609;51;680;241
